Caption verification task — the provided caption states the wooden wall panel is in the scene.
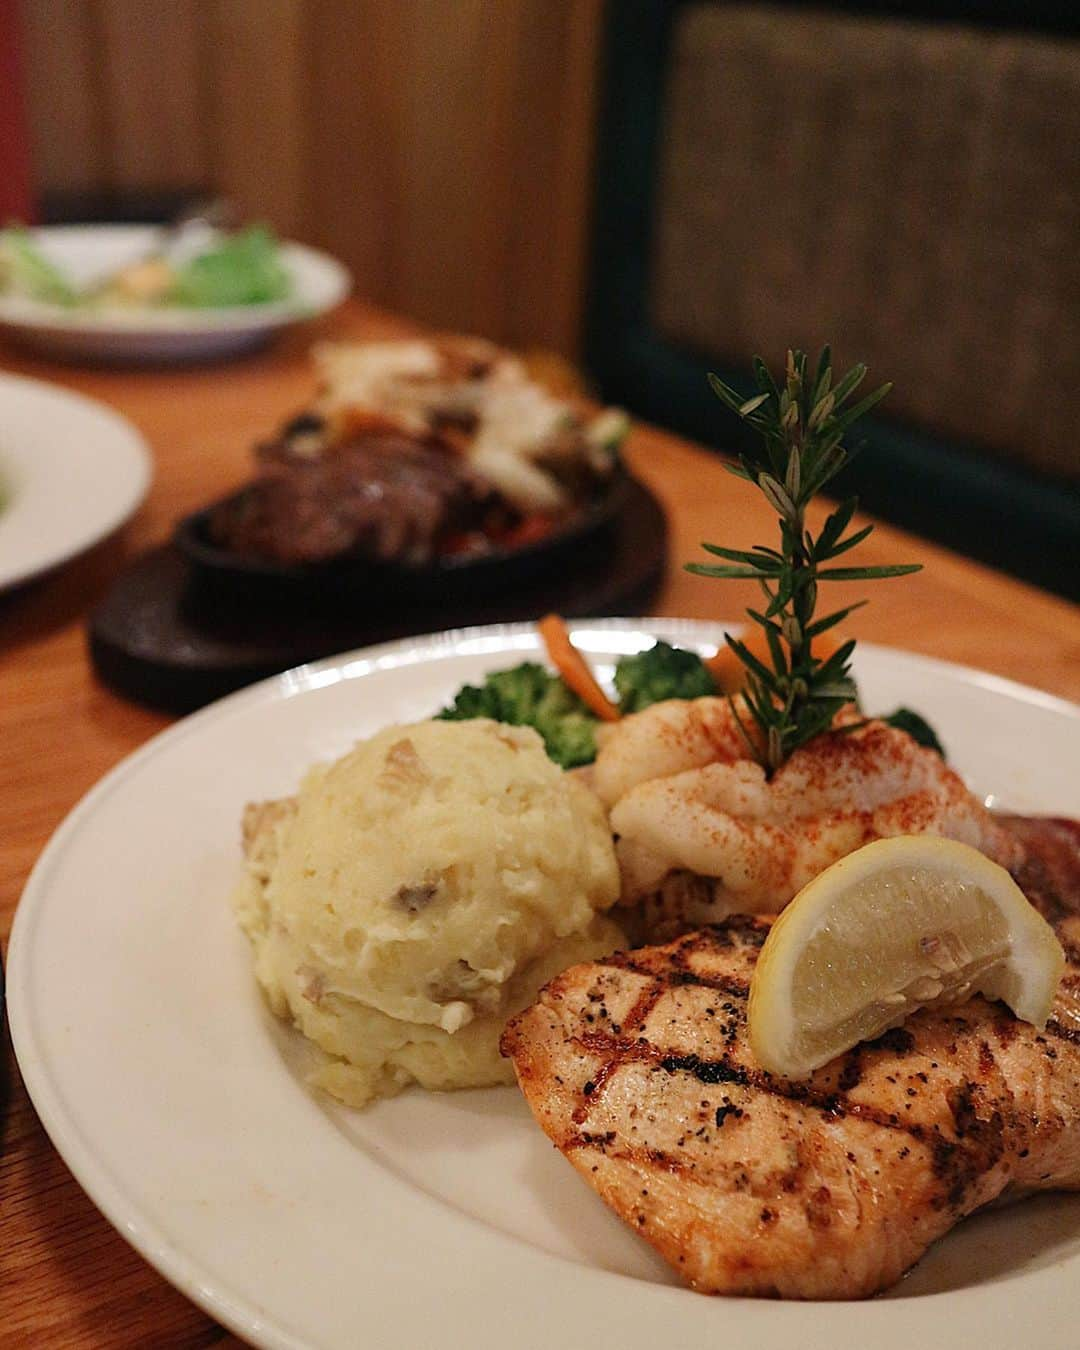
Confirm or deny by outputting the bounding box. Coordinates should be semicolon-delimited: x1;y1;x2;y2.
299;2;411;315
301;0;603;351
19;0;106;194
202;0;308;235
300;0;522;336
500;0;604;349
384;0;520;337
96;0;209;190
16;0;603;355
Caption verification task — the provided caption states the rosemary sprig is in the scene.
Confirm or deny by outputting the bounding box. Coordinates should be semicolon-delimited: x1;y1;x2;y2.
686;346;921;773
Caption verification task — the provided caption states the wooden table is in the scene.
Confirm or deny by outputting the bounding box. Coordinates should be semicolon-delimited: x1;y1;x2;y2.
2;301;1077;1348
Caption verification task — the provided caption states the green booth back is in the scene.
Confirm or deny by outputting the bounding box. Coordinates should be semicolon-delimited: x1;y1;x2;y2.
585;1;1080;600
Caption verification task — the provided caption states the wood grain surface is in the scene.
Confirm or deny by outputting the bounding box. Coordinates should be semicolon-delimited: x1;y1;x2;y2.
1;301;1077;1348
17;0;603;354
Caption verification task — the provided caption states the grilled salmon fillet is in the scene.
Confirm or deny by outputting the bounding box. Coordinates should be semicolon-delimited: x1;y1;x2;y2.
501;817;1080;1299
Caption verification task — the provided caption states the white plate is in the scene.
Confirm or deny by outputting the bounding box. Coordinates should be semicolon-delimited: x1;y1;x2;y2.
0;225;351;363
0;372;151;591
8;620;1080;1350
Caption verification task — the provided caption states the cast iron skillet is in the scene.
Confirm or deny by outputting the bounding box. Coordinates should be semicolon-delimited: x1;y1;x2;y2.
174;462;634;603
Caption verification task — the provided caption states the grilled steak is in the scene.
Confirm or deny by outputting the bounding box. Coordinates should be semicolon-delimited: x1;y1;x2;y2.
501;817;1080;1298
209;427;491;565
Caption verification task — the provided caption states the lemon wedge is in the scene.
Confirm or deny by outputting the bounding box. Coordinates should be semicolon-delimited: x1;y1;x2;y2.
748;835;1065;1078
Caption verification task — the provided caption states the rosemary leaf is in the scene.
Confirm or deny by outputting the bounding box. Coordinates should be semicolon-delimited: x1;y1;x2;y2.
814;681;860;699
830;381;893;432
707;373;747;413
725;634;779;687
803;600;868;638
828;362;867;407
746;607;786;636
686;346;922;771
811;638;858;681
699;542;783;570
818;522;874;560
814;497;858;558
726;692;761;759
817;563;923;580
812;345;832;401
763;623;788;676
684;563;770;580
753;357;781;400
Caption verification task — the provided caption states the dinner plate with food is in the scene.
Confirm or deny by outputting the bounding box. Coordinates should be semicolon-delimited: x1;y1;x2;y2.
0;223;350;362
89;334;658;712
177;334;632;593
0;371;151;592
10;350;1080;1348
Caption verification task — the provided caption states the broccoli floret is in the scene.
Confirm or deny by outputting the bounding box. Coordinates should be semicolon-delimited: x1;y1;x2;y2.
534;708;598;769
614;641;715;714
484;663;552;724
881;707;946;758
531;678;599;769
437;662;598;769
440;682;497;721
438;662;544;726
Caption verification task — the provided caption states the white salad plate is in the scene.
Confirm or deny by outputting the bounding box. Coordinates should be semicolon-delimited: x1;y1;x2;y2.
8;619;1080;1350
0;371;151;592
0;225;351;363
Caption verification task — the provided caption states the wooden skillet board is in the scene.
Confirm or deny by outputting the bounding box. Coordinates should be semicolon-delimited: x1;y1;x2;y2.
88;475;667;712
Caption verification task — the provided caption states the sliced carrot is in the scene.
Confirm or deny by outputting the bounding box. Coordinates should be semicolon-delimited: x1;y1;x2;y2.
537;614;620;721
705;630;844;695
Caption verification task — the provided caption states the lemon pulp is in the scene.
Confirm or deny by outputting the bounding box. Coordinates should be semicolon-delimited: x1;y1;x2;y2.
749;835;1065;1078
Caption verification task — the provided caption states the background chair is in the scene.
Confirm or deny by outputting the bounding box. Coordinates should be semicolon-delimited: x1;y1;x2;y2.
585;0;1080;599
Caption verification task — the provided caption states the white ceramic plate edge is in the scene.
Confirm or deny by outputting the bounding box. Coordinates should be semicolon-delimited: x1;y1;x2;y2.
8;619;1080;1350
0;372;152;591
0;227;351;335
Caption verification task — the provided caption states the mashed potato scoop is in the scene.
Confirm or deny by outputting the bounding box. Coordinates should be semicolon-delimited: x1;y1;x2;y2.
234;718;622;1107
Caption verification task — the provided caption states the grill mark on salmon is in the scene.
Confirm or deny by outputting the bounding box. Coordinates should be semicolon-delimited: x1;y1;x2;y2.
599;954;752;1000
572;1026;982;1152
502;815;1080;1298
1047;1019;1080;1046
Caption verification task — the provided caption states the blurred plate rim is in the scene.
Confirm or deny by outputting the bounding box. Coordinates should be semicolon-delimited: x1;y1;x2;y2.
0;224;351;342
0;370;152;591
